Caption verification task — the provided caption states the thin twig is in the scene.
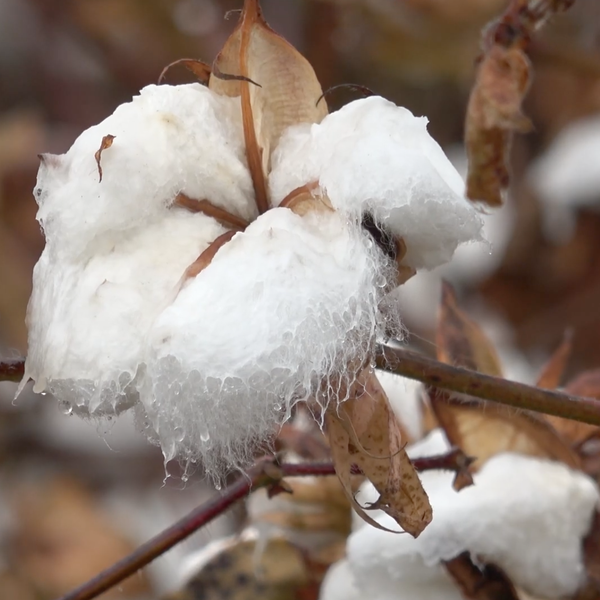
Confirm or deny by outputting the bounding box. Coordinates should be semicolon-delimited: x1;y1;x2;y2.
55;453;466;600
376;346;600;426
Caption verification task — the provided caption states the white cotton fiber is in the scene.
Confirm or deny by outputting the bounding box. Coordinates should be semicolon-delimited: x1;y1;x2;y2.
34;83;255;259
269;96;483;269
24;210;226;415
140;207;394;472
347;431;598;599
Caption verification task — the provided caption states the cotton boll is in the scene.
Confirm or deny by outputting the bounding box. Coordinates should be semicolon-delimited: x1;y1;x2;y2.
348;444;598;599
270;96;483;270
24;210;226;415
142;207;396;474
34;83;254;259
530;114;600;243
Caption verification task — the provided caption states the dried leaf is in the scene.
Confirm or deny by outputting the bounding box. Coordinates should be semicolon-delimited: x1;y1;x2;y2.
465;44;531;207
326;368;432;537
437;281;503;376
547;370;600;448
430;389;580;470
536;330;573;390
432;282;580;470
444;552;519;600
94;134;115;183
209;0;327;212
158;58;211;85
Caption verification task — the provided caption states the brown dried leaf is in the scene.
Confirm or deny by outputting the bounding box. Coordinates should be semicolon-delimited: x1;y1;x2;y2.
430;390;580;470
536;330;573;390
433;282;580;469
94;134;115;183
547;370;600;448
326;368;432;537
465;44;531;207
209;0;327;212
158;59;211;85
444;552;519;600
437;281;503;376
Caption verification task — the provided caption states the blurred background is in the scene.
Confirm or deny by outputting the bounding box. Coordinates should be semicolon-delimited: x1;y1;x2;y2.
1;0;600;598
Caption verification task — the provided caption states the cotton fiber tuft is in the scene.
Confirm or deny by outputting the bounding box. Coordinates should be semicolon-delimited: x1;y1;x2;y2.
270;96;484;270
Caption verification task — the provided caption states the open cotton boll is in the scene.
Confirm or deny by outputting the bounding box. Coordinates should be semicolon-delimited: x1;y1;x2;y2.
348;436;598;599
35;83;254;258
269;96;483;270
24;210;226;415
529;114;600;243
141;207;395;473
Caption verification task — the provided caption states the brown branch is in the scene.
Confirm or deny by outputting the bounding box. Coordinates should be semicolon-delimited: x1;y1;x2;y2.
376;345;600;427
5;345;600;426
55;452;467;600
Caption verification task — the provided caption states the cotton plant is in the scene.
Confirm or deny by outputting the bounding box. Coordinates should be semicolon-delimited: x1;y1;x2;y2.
21;0;482;509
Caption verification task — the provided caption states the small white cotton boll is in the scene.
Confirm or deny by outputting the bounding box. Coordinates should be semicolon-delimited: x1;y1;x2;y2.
24;210;226;415
270;96;483;270
529;114;600;243
348;448;598;599
142;207;395;475
35;83;254;258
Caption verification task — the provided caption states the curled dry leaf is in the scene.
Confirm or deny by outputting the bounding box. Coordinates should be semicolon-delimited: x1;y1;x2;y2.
444;552;520;600
158;58;211;85
209;0;328;212
436;281;503;376
536;330;573;391
430;282;580;470
465;44;531;207
465;0;578;207
325;367;432;537
94;134;115;183
535;333;599;449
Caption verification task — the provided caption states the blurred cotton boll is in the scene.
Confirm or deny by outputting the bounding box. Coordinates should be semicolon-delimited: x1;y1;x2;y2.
336;429;598;600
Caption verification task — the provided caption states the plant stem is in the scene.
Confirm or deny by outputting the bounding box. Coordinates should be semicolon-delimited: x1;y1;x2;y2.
376;346;600;426
5;345;600;425
54;452;465;600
